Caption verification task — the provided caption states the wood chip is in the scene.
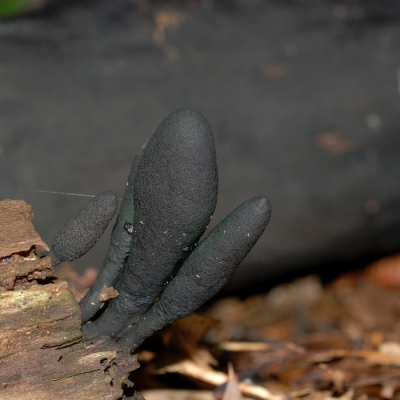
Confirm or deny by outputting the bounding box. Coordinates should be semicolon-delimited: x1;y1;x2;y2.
98;285;119;302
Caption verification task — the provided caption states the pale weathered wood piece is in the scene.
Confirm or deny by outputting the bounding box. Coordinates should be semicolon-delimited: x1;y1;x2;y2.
0;281;82;359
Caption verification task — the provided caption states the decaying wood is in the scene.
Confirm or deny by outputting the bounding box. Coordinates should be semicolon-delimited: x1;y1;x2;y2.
0;199;52;291
0;199;49;258
0;255;54;290
0;281;82;358
0;199;140;399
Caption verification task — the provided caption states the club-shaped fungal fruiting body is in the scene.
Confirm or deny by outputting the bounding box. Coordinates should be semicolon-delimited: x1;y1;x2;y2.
49;109;271;351
49;191;118;266
83;109;219;339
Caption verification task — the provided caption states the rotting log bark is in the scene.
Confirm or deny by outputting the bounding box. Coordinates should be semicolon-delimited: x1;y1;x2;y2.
0;199;49;258
0;199;139;399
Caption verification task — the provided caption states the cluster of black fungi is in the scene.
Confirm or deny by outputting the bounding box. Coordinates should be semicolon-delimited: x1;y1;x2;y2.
48;109;271;351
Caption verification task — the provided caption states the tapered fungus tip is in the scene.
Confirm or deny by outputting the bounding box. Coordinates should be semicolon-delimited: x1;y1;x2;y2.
253;196;272;222
99;190;118;207
134;107;218;248
155;108;215;158
163;108;210;132
231;196;271;237
93;191;119;220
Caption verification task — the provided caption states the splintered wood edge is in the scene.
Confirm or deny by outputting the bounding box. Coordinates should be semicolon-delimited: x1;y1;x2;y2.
0;199;49;259
0;256;55;290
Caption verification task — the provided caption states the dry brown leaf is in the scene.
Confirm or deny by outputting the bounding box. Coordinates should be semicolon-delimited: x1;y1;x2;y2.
308;349;400;366
156;359;284;400
173;313;218;344
161;313;218;367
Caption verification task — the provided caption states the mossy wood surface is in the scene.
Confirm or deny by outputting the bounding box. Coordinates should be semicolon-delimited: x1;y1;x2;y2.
0;199;138;400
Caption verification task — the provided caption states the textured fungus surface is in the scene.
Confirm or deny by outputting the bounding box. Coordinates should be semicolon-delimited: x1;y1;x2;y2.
49;108;270;352
83;109;218;338
119;196;271;350
80;142;147;323
49;191;118;266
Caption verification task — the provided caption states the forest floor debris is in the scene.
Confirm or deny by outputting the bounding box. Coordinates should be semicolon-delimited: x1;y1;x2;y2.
63;257;400;400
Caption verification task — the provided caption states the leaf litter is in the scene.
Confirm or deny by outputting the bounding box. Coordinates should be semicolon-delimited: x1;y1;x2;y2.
62;254;400;400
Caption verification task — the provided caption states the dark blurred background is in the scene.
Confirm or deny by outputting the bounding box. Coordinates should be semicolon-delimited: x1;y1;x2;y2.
1;0;400;293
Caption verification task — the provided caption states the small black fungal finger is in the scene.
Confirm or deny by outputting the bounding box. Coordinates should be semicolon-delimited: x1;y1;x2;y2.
80;141;147;323
83;108;218;339
49;191;118;266
118;196;271;350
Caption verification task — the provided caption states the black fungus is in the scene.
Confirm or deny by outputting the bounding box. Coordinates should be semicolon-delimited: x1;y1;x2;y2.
117;196;271;350
83;109;218;339
49;191;118;266
52;109;273;352
79;141;147;323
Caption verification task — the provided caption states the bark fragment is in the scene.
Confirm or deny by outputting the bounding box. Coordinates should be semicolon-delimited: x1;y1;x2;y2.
0;199;49;259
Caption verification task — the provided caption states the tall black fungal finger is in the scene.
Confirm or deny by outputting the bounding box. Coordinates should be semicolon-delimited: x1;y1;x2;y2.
48;191;118;266
118;196;271;350
80;140;148;323
83;108;218;339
